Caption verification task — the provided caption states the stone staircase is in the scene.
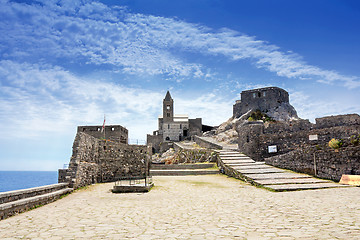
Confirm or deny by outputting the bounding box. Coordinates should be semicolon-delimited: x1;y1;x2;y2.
0;183;73;220
217;150;351;191
150;163;219;176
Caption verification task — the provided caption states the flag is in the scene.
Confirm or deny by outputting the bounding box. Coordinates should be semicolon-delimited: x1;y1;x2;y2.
101;115;106;133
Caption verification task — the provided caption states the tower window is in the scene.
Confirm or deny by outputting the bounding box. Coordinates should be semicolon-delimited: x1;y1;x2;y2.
258;92;261;97
168;124;170;129
167;113;170;117
180;124;182;129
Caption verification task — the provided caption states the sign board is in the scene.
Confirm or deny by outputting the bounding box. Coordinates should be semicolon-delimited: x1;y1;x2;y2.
309;135;318;141
268;145;277;153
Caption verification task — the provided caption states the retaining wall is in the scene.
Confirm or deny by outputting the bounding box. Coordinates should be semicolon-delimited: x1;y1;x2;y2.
265;144;360;181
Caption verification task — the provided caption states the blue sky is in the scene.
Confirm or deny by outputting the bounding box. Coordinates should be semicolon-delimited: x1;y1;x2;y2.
1;0;359;170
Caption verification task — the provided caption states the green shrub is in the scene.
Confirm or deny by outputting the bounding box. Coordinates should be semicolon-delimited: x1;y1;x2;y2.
248;110;274;122
328;138;343;149
350;135;359;146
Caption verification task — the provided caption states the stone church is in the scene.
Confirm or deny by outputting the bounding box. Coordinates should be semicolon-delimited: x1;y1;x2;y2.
147;91;204;153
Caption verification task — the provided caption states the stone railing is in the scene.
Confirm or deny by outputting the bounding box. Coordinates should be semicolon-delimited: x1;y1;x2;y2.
193;136;223;150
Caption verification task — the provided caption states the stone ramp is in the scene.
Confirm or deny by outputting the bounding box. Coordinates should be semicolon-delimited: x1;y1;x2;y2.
217;150;351;192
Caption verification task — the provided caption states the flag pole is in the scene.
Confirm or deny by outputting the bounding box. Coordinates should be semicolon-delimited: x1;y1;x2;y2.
102;114;106;140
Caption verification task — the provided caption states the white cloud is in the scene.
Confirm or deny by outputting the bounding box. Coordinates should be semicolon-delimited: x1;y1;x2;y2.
1;0;359;87
289;90;360;122
0;60;162;140
0;60;233;141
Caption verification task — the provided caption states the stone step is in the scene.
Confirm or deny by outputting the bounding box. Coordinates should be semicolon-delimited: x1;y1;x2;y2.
218;152;243;155
220;156;251;159
221;158;254;161
219;154;247;158
243;172;312;180
150;169;219;176
222;160;255;164
230;164;274;170
226;162;265;166
219;155;251;158
151;163;215;170
235;168;285;174
256;178;332;185
264;183;352;191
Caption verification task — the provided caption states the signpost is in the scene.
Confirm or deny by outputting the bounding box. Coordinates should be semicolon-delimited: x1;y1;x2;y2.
268;145;277;153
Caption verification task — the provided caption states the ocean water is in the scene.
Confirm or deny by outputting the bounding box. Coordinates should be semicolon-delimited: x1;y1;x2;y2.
0;171;58;193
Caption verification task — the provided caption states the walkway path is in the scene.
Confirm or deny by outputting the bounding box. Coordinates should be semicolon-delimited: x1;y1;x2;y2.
0;175;359;239
197;136;351;191
217;150;351;191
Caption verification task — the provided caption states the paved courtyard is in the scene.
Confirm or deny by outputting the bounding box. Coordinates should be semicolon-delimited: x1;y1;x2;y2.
0;175;359;239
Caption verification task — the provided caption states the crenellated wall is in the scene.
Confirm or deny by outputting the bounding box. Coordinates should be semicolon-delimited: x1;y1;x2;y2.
77;125;128;144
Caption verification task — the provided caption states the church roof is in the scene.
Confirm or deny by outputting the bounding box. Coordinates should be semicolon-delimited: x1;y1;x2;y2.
164;91;172;101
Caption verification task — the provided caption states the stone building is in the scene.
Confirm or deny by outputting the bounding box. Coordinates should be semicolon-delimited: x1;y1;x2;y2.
147;91;203;153
59;124;150;189
233;87;298;121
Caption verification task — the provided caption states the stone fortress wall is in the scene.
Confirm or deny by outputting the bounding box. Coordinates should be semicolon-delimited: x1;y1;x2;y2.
237;109;360;181
59;126;149;189
233;87;298;121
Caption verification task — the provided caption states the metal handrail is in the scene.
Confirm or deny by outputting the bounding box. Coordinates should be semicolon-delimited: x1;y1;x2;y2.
114;175;153;187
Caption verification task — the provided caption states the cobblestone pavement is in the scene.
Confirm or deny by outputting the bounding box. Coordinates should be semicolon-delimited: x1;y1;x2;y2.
0;175;359;239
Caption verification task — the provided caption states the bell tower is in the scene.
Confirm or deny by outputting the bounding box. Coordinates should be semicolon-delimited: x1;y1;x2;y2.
163;91;174;122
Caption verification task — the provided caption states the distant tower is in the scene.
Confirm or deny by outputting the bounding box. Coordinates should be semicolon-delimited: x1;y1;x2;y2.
163;91;174;122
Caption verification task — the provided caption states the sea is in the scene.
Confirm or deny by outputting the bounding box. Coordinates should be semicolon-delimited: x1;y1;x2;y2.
0;171;58;193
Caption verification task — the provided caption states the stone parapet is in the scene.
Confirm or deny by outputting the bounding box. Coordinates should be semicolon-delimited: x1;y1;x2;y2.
0;183;69;204
0;183;72;220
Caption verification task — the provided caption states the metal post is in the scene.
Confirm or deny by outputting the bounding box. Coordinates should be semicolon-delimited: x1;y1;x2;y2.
313;153;317;176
